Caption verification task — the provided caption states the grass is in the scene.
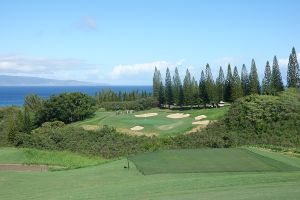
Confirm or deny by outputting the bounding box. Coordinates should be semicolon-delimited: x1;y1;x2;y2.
0;147;300;200
0;148;107;170
129;148;300;175
74;107;229;137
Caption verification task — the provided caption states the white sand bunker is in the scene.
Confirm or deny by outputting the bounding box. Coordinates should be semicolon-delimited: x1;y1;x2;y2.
167;113;190;119
192;120;210;125
130;126;144;131
194;115;207;120
135;113;158;118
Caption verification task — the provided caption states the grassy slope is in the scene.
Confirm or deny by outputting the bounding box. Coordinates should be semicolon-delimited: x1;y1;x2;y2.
129;148;300;175
74;107;229;137
1;148;300;200
0;148;107;169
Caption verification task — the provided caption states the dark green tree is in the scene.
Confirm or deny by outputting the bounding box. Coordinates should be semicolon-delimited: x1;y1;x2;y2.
183;69;193;106
241;64;249;96
231;66;243;101
165;67;174;108
191;77;199;107
172;67;182;106
225;64;233;102
205;64;217;105
216;66;225;102
271;56;284;95
152;67;162;99
287;47;299;88
158;81;165;108
262;61;272;95
199;70;208;106
249;59;260;94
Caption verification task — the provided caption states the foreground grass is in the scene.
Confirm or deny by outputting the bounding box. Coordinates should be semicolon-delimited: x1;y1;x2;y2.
0;147;300;200
0;148;107;169
74;107;229;137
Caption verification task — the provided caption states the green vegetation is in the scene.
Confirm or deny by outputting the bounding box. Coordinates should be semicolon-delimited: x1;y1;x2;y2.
129;148;299;175
0;148;107;169
75;107;229;136
1;147;300;200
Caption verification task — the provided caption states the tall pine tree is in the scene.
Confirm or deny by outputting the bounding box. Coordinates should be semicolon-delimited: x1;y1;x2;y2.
172;67;182;106
241;64;249;96
262;61;272;95
199;70;208;106
152;67;162;99
216;66;225;103
271;56;284;95
205;64;217;105
287;47;299;88
249;59;260;94
183;69;193;106
225;64;233;102
231;66;243;101
165;68;173;108
158;81;165;108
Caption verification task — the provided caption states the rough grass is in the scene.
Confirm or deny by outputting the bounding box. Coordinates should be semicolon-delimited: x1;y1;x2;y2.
0;148;107;170
129;148;300;175
74;107;229;137
1;147;300;200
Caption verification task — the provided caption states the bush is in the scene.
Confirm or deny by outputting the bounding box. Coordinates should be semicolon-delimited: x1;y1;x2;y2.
35;92;96;124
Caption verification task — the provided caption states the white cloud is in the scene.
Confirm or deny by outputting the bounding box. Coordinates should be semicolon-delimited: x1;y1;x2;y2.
110;59;185;80
215;56;236;67
0;54;94;75
79;16;97;30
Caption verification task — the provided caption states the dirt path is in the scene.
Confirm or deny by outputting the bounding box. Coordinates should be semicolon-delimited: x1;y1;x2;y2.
0;164;48;172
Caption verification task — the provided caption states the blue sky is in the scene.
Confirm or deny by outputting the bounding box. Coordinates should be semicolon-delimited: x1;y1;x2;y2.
0;0;299;85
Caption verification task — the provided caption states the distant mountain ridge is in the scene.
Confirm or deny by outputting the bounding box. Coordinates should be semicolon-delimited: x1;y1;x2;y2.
0;75;106;86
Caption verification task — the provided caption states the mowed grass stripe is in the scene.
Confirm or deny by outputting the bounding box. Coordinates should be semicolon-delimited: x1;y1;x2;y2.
129;148;300;175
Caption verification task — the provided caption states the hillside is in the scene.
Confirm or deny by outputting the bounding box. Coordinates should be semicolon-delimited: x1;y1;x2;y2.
0;75;106;86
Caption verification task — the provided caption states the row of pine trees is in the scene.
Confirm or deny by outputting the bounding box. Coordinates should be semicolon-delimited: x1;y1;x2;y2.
153;47;299;108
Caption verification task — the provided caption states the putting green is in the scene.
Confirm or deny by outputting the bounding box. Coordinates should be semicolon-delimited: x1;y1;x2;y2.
129;148;300;175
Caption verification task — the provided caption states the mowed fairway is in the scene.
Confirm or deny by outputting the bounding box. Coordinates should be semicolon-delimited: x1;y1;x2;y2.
129;148;300;175
1;147;300;200
74;107;229;137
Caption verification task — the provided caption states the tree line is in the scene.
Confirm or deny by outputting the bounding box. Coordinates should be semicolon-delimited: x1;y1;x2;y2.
153;47;299;108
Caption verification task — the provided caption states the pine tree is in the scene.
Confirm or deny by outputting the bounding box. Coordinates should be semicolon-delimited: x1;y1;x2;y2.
205;64;216;105
231;66;243;101
271;56;284;95
216;66;225;103
152;67;162;99
158;81;165;108
183;69;193;106
262;61;272;95
191;77;199;107
225;64;233;102
249;59;260;94
241;64;250;96
178;85;184;107
287;47;299;88
199;70;208;106
23;107;32;134
165;68;174;108
172;67;182;106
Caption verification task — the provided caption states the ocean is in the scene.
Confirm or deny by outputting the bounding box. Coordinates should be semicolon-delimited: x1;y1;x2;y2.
0;86;152;106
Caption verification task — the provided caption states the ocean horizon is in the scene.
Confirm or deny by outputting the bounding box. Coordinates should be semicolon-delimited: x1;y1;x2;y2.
0;86;152;106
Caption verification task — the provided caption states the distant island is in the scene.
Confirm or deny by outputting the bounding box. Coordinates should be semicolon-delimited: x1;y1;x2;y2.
0;75;107;86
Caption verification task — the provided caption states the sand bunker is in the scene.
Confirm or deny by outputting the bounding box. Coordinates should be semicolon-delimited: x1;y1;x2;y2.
192;120;210;125
0;164;48;172
167;113;190;119
135;113;158;118
194;115;207;120
130;126;145;131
